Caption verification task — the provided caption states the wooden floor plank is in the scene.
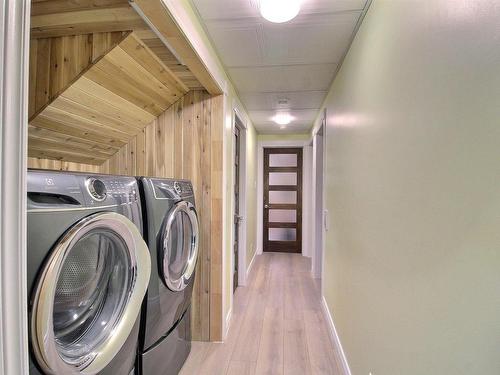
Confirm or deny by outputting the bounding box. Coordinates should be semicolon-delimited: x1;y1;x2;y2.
180;253;342;375
226;360;257;375
303;308;338;375
284;319;312;375
255;307;284;375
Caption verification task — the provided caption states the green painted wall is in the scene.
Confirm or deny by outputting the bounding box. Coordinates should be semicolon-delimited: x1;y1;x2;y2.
315;0;500;374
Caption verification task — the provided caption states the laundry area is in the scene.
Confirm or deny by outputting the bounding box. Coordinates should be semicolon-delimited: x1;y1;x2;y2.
1;0;500;375
22;1;224;374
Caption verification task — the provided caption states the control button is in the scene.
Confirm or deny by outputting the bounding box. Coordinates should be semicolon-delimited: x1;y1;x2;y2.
174;181;182;194
86;178;107;201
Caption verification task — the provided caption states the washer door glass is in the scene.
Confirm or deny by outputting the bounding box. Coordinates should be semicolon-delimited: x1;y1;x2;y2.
31;212;151;375
161;201;199;291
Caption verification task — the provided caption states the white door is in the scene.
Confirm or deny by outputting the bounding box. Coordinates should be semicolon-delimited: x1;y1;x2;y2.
31;212;151;374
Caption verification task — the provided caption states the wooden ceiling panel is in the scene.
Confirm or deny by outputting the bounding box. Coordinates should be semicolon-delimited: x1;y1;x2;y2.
28;125;119;156
67;77;156;126
118;34;188;94
30;115;127;150
29;32;189;164
30;0;209;92
31;7;146;38
31;0;131;16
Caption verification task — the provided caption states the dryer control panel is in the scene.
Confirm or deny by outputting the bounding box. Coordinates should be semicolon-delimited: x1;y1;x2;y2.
150;179;194;200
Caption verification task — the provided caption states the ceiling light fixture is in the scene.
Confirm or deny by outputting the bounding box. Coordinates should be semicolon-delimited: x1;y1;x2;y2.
273;112;294;125
260;0;301;23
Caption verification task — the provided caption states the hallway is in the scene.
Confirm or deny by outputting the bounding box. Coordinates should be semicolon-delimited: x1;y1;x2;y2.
180;253;342;375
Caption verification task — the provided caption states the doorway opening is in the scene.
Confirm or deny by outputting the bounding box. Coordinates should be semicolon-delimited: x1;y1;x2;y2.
232;112;247;294
312;111;326;281
263;147;303;253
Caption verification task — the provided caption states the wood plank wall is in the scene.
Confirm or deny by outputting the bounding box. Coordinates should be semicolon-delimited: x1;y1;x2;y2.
29;31;129;120
27;90;224;341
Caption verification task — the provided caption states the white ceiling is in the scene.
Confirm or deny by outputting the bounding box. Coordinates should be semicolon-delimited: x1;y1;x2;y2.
191;0;368;134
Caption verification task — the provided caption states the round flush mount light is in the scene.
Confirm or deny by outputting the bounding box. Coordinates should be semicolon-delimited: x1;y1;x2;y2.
260;0;301;23
273;112;294;125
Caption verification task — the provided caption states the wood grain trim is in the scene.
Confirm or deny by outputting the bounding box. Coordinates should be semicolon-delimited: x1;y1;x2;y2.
268;185;297;191
268;167;298;173
30;7;145;38
131;0;223;95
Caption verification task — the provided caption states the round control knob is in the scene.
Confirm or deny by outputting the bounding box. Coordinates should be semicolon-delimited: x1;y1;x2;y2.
87;178;107;201
173;181;182;194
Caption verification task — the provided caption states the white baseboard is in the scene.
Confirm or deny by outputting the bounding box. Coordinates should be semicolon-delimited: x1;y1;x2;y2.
223;307;232;341
246;249;257;279
321;296;352;375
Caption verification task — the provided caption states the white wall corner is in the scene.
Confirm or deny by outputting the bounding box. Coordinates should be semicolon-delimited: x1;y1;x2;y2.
321;297;352;375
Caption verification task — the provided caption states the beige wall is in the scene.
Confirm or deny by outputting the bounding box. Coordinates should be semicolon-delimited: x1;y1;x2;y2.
314;0;500;374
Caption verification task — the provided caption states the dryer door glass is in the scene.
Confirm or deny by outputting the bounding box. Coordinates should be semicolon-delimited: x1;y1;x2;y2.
162;201;199;291
31;213;151;374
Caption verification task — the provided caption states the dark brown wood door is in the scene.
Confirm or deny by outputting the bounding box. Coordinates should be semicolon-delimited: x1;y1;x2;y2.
263;148;302;253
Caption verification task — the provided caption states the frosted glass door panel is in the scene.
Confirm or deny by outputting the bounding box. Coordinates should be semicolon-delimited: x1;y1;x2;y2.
269;173;297;185
269;228;296;241
269;191;296;204
268;209;296;223
269;154;297;167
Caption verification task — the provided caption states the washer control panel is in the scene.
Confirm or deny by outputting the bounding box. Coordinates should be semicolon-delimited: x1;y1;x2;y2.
84;176;138;205
86;178;107;201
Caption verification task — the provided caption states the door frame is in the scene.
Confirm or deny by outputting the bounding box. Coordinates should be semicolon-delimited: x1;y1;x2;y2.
0;0;31;373
311;110;327;290
232;111;248;289
263;147;303;253
257;139;312;256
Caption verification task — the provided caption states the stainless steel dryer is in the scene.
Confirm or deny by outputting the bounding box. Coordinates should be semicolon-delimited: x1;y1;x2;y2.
137;178;199;375
27;170;151;375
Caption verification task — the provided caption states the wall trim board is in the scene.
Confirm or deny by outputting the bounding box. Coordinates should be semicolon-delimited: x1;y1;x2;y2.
321;296;352;375
0;0;31;373
223;306;232;342
221;93;229;341
234;110;248;289
246;247;257;282
256;139;313;256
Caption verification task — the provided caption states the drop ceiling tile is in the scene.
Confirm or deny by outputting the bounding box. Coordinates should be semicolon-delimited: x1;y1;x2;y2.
261;12;361;65
239;91;326;111
192;0;366;20
228;64;336;92
206;23;264;66
301;0;367;14
192;0;259;20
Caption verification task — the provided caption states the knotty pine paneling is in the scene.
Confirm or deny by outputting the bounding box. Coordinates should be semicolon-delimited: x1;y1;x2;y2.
27;90;224;341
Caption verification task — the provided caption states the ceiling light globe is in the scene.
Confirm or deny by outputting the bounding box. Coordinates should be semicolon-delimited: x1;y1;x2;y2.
273;112;293;125
260;0;301;23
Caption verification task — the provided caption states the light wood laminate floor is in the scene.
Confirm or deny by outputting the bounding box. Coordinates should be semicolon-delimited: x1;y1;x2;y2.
180;253;343;375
